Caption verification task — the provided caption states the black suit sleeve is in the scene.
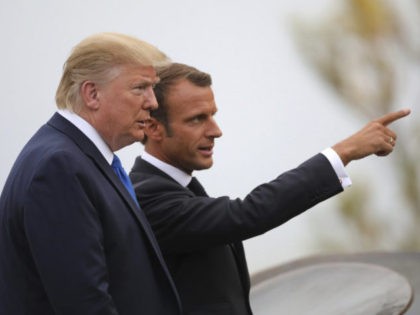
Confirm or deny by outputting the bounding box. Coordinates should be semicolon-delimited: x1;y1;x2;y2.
132;154;343;254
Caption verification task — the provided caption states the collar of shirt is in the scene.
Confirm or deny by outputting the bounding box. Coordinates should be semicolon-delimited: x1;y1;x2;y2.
57;109;114;165
142;151;192;187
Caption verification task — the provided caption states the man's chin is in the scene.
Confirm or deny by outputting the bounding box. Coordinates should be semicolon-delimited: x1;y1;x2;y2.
133;131;146;143
195;160;213;171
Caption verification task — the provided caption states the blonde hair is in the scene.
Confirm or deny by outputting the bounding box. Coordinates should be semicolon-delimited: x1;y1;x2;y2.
55;32;169;111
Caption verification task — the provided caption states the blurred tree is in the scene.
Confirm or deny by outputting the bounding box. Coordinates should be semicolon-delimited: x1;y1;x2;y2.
292;0;420;250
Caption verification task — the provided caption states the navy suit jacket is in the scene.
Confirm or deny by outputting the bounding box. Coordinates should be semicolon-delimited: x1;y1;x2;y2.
0;113;182;315
129;155;343;314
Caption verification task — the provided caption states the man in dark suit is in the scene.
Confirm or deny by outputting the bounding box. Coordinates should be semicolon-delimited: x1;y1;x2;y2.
129;63;410;315
0;33;182;315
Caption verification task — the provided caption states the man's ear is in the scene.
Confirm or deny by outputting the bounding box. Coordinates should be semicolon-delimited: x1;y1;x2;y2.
80;81;100;110
145;118;165;141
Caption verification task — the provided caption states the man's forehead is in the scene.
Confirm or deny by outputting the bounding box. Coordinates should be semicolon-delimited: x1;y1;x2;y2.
139;74;160;84
169;79;212;98
169;90;216;115
123;64;159;81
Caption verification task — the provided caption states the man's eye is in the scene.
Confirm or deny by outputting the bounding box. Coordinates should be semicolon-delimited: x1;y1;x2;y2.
190;115;206;124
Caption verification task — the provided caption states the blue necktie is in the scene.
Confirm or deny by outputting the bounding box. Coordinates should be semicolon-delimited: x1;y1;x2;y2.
111;155;138;206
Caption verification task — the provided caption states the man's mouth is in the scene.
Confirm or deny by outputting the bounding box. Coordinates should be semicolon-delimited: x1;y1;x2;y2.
198;144;214;156
137;118;151;128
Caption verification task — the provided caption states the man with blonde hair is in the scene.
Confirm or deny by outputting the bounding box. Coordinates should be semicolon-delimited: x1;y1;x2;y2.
0;33;182;315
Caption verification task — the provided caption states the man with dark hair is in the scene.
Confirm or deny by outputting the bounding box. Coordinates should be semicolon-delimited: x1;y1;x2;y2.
130;62;410;315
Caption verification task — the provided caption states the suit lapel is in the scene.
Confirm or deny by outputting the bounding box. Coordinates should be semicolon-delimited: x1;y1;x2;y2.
134;157;252;295
231;242;251;293
47;114;182;308
132;156;177;184
48;113;142;217
186;175;251;293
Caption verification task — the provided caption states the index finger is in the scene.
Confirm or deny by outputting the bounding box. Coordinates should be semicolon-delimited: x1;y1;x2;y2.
375;108;411;126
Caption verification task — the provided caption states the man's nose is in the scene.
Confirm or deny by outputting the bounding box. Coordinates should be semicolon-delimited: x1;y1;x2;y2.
207;118;223;138
143;86;158;110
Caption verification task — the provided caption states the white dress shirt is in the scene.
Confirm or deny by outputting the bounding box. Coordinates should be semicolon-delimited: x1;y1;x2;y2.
142;151;192;187
142;148;351;189
322;147;352;188
57;109;114;165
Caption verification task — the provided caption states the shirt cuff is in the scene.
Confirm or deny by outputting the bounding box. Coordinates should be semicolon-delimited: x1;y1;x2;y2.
321;147;352;189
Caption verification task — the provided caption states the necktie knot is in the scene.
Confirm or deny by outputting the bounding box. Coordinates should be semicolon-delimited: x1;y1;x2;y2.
111;155;138;206
111;154;123;169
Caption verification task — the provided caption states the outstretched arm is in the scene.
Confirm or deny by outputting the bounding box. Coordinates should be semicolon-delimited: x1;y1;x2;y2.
332;108;411;166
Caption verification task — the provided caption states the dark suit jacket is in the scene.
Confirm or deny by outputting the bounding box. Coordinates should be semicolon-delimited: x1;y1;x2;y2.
0;113;182;315
130;154;343;314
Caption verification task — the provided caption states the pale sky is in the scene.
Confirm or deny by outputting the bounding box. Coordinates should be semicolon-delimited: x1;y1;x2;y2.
0;0;417;274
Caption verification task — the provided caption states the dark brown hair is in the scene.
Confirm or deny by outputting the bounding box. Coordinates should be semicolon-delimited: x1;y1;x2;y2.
152;63;212;131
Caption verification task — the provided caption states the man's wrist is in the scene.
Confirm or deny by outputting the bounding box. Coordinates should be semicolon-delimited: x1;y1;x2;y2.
322;147;352;188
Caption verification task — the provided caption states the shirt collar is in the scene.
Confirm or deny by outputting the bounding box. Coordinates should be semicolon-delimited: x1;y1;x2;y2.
57;109;114;164
142;151;192;187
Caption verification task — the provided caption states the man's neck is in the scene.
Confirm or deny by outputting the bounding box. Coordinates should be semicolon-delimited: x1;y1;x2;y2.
142;151;192;187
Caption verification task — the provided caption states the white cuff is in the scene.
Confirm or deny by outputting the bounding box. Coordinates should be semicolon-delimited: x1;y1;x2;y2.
321;147;352;188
